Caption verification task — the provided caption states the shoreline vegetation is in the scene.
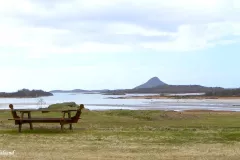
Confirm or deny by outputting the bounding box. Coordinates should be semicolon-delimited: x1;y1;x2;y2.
113;95;240;100
0;89;53;98
103;85;225;94
107;88;240;99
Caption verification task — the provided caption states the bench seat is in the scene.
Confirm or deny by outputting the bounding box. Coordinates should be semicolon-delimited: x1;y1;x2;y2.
8;118;75;123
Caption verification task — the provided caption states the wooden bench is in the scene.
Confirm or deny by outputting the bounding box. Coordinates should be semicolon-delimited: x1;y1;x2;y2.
8;104;84;132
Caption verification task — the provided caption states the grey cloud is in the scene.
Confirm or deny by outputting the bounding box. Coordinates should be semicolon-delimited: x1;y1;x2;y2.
11;0;240;50
18;1;227;33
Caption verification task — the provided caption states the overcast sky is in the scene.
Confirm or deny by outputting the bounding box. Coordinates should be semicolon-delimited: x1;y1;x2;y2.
0;0;240;91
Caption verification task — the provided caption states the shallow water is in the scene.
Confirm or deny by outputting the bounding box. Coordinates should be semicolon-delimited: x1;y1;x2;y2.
0;93;240;111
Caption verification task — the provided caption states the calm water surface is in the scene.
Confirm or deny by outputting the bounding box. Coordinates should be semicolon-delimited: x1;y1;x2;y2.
0;93;240;111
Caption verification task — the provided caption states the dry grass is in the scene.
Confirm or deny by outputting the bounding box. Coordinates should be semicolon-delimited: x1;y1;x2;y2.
1;109;240;160
1;134;240;160
1;131;240;160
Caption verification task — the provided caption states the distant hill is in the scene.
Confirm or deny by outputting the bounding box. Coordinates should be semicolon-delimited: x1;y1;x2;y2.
134;77;167;89
105;85;225;94
50;89;88;93
50;76;229;95
0;89;53;98
130;85;224;93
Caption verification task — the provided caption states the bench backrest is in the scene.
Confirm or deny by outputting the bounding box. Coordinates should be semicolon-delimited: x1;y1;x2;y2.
9;104;20;124
71;104;84;123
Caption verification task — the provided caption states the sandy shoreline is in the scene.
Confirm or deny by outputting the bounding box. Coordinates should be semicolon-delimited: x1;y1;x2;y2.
115;95;240;100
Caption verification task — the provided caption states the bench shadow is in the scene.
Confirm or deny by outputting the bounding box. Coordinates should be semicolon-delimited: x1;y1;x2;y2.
1;127;87;134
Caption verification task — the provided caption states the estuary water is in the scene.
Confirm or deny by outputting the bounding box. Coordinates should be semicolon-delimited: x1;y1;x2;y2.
0;93;240;111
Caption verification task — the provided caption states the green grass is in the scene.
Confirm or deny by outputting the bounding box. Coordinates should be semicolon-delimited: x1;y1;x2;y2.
1;108;240;159
47;102;79;109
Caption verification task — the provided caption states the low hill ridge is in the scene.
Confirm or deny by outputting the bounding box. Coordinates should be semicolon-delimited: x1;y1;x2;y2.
134;77;166;89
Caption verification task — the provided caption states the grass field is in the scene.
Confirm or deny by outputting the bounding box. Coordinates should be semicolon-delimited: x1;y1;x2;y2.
1;106;240;160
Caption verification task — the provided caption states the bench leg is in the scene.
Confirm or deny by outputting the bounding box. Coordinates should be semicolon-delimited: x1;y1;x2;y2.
28;113;33;130
29;123;33;130
60;124;64;131
68;113;73;130
69;123;73;130
18;124;22;133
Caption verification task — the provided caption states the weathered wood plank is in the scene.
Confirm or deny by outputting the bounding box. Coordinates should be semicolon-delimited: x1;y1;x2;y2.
8;104;84;132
